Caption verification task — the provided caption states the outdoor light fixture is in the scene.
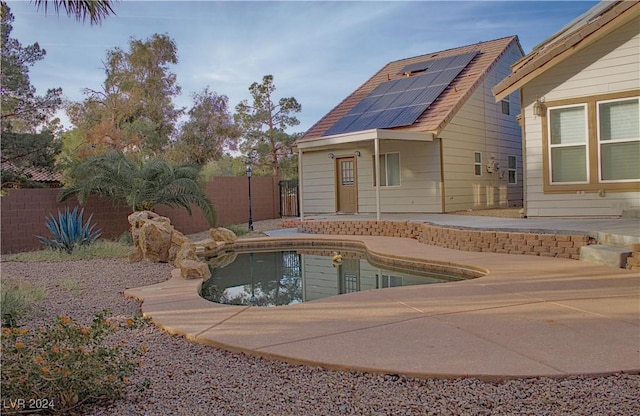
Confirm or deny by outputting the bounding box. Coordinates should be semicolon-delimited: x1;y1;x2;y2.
533;97;546;117
354;150;361;157
246;164;253;231
328;153;335;159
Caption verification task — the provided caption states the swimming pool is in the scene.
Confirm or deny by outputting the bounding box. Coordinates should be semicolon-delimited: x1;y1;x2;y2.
200;248;472;307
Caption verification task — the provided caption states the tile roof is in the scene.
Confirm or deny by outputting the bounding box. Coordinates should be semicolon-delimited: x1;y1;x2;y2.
300;36;520;141
2;162;63;183
493;1;639;101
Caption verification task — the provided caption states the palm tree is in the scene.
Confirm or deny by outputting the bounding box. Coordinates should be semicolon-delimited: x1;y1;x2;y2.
32;0;115;25
58;150;216;226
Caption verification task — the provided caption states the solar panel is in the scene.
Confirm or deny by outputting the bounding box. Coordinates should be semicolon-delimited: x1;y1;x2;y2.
398;60;432;75
323;50;479;136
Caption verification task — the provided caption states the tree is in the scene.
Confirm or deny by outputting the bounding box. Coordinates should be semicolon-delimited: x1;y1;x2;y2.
31;0;116;25
170;87;239;165
58;150;216;226
1;3;62;133
1;3;62;190
234;75;301;177
68;34;181;156
1;129;61;190
200;154;249;180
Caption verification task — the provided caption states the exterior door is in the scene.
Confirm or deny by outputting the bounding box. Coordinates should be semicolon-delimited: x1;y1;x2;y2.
336;156;357;213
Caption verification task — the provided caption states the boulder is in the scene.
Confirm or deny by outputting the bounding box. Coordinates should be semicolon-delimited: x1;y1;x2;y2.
138;219;172;263
192;238;220;254
180;259;211;280
168;229;189;262
173;243;199;267
210;227;238;244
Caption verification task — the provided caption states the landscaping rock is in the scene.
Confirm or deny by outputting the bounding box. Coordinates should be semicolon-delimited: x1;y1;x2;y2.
179;259;211;280
210;227;238;244
192;238;220;253
173;243;199;267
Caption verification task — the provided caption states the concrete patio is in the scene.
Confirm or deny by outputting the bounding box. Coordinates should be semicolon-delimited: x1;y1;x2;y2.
125;228;640;380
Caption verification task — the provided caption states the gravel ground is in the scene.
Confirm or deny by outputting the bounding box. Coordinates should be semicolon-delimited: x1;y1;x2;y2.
2;218;639;415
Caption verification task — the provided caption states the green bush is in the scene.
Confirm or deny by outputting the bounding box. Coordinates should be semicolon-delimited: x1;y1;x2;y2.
1;281;46;327
1;311;149;414
37;207;102;253
224;223;250;237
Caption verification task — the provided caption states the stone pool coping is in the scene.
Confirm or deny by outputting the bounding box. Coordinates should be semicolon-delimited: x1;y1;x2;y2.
125;234;640;380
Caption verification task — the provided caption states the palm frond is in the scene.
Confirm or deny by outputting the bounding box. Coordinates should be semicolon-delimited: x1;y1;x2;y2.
32;0;116;25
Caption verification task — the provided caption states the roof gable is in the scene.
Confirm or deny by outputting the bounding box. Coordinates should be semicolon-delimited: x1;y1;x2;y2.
493;1;639;101
300;36;520;141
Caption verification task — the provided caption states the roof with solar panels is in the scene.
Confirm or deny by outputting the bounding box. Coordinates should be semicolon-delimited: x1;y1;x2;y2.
298;36;521;142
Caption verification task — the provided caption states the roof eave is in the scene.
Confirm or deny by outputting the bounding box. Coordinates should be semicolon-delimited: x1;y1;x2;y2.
492;1;639;102
294;129;435;151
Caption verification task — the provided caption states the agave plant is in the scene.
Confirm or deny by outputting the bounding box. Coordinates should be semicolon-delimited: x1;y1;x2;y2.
37;207;102;253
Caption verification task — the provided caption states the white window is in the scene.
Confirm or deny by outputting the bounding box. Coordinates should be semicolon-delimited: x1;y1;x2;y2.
508;155;517;184
548;104;588;184
597;97;640;182
374;152;400;187
474;152;482;176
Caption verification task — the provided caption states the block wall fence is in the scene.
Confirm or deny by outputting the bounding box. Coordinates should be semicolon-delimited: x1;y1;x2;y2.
1;177;279;254
282;219;596;260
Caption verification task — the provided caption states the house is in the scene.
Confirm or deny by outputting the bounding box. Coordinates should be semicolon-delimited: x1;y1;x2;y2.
493;1;640;217
294;37;524;219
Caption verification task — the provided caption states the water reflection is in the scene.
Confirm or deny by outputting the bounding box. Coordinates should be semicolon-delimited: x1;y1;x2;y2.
200;250;468;307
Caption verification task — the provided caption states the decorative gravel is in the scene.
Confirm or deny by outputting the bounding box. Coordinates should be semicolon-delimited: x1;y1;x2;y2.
3;256;639;415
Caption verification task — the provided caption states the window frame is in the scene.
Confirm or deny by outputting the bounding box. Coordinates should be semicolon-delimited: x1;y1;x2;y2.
373;152;401;187
501;95;510;115
508;155;517;184
541;90;640;193
596;97;640;183
474;152;482;176
547;103;589;185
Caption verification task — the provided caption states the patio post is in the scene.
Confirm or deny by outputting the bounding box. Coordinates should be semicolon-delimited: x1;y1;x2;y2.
374;137;381;221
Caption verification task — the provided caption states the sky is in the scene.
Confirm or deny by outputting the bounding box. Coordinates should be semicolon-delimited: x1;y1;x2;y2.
7;0;599;134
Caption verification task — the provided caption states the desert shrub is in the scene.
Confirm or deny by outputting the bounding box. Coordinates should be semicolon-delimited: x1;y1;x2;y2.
224;223;250;237
118;231;133;245
1;281;46;327
8;240;132;262
37;207;102;253
1;311;149;414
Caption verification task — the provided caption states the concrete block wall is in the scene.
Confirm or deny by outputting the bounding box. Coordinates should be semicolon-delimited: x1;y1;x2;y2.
626;244;640;271
297;220;594;259
1;177;280;254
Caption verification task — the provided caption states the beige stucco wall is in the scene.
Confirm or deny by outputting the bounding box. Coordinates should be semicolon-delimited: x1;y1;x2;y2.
521;18;639;217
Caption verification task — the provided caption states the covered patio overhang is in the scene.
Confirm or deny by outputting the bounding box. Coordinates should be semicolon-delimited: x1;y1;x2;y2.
294;128;435;221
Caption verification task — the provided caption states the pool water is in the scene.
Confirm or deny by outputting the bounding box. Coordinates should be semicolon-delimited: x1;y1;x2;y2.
200;249;470;307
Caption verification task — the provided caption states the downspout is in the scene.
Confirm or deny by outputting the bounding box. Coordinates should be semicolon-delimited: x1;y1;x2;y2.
298;148;304;219
520;88;527;216
374;138;381;221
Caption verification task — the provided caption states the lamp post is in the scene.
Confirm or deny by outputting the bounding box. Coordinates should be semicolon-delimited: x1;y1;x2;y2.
246;164;253;231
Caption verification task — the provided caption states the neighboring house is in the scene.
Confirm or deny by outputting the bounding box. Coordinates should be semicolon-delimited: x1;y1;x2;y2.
294;37;524;218
493;1;640;217
1;162;63;189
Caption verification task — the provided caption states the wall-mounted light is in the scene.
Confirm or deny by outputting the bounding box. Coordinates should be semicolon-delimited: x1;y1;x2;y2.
354;150;361;157
328;153;335;159
533;97;546;117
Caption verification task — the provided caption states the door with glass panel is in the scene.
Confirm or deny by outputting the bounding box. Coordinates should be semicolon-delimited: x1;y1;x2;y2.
336;156;357;213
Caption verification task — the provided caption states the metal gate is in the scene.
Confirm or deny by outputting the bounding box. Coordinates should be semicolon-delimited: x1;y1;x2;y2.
279;180;299;217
